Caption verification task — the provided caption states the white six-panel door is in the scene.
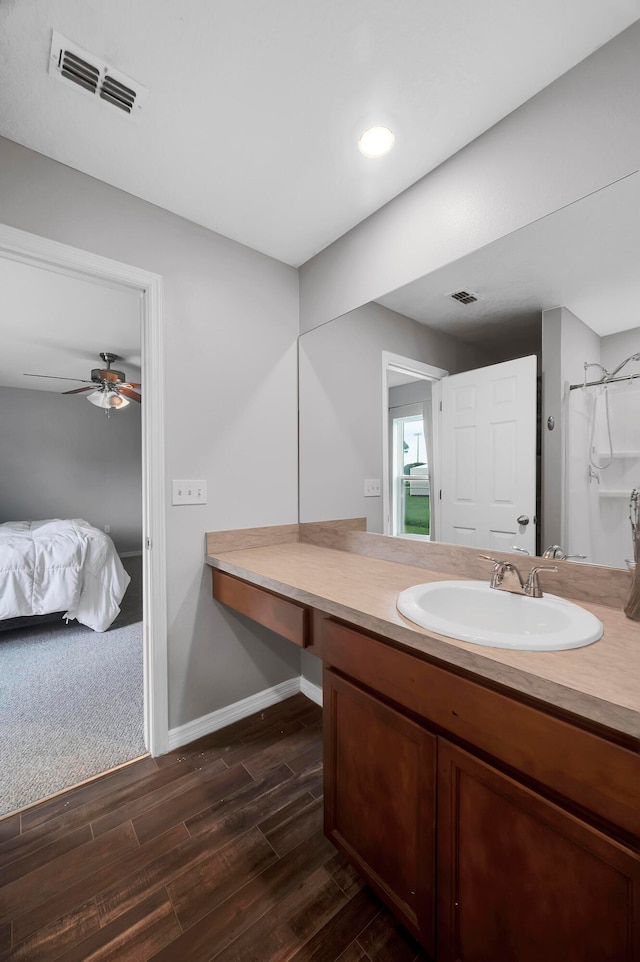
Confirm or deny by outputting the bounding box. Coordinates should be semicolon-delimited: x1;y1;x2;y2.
439;355;537;553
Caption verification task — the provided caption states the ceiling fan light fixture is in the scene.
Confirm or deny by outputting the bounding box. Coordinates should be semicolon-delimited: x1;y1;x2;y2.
87;388;128;409
32;353;141;406
358;125;395;158
87;388;110;408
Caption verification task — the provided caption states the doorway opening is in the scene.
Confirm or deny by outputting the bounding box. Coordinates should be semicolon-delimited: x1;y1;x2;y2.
391;410;431;538
0;223;167;817
382;352;448;541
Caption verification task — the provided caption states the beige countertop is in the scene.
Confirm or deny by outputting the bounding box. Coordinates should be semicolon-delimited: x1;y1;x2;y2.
206;540;640;741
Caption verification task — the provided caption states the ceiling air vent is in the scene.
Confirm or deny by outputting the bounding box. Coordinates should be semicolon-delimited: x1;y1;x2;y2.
59;50;99;94
100;75;137;114
448;289;480;305
49;31;149;119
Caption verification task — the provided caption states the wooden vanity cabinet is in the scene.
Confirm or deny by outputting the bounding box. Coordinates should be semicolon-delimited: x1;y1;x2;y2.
325;667;640;962
213;573;640;960
323;668;437;951
319;620;640;962
437;740;640;962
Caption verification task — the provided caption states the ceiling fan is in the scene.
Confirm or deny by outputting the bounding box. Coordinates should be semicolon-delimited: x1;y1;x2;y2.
24;352;141;410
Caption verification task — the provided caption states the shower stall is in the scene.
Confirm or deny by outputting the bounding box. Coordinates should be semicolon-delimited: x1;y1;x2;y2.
565;355;640;567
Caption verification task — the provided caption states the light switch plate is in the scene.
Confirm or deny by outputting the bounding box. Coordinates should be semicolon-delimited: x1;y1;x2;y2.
364;478;381;497
172;480;207;505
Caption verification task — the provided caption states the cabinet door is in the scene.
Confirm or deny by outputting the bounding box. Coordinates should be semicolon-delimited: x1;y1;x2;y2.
437;740;640;962
323;667;436;951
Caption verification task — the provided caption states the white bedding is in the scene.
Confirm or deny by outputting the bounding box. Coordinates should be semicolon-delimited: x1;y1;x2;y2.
0;519;131;632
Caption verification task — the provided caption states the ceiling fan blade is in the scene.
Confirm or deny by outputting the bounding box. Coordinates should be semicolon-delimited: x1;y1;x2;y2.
63;386;94;395
24;374;93;382
120;382;141;389
119;388;142;403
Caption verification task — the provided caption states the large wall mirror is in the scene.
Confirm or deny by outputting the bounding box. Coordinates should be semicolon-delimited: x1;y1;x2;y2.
298;171;640;570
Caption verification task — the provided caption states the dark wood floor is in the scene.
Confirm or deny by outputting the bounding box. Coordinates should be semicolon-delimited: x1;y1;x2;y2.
0;693;425;961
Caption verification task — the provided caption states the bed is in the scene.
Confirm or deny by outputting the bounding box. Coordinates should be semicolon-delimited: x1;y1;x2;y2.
0;519;131;632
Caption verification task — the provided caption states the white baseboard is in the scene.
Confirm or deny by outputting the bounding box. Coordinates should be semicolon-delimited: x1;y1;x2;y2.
300;676;323;706
167;676;303;751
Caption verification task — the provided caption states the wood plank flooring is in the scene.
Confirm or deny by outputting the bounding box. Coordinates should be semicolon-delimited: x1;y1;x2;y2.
0;693;425;961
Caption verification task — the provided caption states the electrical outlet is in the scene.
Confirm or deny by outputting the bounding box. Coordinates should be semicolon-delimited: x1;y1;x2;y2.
172;480;208;505
364;478;381;497
104;524;111;533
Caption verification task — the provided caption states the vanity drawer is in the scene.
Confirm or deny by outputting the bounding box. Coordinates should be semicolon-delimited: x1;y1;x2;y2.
212;570;309;647
318;617;640;840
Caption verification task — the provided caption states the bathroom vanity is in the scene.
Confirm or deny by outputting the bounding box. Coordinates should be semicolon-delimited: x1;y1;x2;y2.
206;524;640;962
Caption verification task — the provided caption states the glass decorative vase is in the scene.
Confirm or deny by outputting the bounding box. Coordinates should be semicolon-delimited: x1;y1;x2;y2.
624;547;640;622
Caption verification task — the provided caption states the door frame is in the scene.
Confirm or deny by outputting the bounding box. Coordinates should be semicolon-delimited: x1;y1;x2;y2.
381;352;448;538
0;222;168;756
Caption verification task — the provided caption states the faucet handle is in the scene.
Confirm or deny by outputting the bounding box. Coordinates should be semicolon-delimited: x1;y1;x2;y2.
542;545;564;559
525;564;558;598
479;555;508;589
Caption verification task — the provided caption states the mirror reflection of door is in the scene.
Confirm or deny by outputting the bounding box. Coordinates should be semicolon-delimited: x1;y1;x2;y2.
438;355;538;553
384;353;537;552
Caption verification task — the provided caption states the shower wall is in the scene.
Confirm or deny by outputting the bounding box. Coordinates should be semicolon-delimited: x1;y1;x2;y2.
564;323;640;567
601;328;640;374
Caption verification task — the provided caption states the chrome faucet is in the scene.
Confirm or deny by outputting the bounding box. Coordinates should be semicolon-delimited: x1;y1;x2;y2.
542;545;587;561
480;555;558;598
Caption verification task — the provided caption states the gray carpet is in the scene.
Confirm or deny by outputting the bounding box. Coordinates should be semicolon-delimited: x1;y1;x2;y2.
0;556;145;816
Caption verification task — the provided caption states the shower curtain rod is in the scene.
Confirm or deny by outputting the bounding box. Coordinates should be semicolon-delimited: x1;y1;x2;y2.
569;371;640;391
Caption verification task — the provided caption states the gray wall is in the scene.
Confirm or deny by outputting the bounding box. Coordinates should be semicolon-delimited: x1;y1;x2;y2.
0;386;142;553
601;327;640;373
299;21;640;333
0;136;300;731
541;308;562;549
300;650;324;690
541;306;601;549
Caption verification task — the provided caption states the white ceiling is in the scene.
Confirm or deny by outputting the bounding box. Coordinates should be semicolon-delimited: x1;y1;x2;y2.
0;258;141;392
378;171;640;349
0;1;638;266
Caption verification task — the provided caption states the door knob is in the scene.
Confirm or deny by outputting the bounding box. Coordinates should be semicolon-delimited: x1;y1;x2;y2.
517;515;530;526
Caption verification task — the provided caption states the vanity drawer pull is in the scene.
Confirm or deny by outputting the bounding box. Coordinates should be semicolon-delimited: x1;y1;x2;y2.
212;569;309;647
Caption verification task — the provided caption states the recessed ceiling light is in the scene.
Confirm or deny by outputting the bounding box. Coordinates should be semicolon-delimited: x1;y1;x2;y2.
358;126;395;158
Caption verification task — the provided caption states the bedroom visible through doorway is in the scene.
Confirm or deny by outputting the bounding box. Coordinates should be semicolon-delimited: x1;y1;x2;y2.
0;249;149;816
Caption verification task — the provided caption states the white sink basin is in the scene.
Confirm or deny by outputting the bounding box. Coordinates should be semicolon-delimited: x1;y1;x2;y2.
396;580;603;651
